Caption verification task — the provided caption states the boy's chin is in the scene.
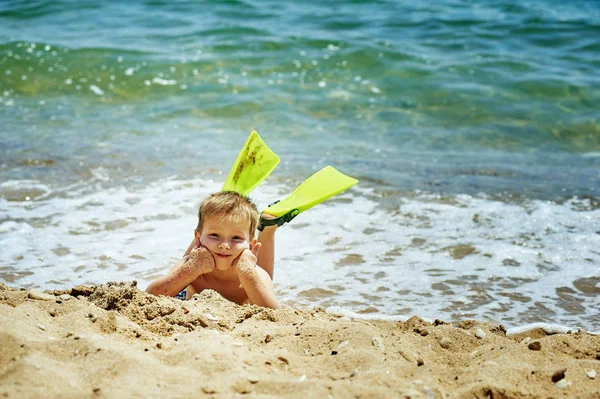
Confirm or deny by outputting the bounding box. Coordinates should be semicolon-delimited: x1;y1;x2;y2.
214;261;233;271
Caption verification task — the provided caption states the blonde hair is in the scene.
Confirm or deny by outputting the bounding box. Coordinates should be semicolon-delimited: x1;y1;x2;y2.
196;191;259;238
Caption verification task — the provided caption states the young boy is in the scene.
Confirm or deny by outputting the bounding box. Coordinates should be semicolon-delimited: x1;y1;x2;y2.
146;191;280;309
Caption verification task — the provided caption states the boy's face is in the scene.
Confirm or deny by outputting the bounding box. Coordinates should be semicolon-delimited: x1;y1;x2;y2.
195;213;254;271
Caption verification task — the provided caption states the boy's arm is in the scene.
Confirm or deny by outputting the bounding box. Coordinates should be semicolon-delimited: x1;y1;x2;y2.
146;242;215;297
235;244;280;309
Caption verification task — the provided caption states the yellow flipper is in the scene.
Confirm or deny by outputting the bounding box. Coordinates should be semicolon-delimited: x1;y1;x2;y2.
222;130;280;196
263;166;358;217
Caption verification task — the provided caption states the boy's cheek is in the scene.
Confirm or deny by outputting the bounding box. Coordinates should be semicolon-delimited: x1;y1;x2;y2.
199;238;212;249
233;244;249;257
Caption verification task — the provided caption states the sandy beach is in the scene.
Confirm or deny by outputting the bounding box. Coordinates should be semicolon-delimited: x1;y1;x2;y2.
0;282;598;398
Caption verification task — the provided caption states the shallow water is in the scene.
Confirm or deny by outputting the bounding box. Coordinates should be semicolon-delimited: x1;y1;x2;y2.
1;0;599;331
1;178;598;332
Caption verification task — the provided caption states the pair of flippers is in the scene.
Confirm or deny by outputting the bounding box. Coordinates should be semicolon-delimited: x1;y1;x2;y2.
221;130;358;231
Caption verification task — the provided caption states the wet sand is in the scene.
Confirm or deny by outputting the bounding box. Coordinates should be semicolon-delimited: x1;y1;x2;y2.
1;282;598;398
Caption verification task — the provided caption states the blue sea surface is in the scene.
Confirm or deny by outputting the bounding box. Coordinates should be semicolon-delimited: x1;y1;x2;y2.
1;0;599;331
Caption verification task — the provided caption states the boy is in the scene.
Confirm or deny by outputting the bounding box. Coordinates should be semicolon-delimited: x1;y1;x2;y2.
146;191;280;309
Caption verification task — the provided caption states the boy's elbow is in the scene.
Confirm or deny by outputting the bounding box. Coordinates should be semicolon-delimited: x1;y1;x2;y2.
260;298;281;310
268;298;281;309
145;283;159;296
145;280;167;296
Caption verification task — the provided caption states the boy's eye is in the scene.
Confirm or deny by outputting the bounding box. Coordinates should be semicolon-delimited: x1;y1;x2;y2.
233;236;243;241
209;233;219;238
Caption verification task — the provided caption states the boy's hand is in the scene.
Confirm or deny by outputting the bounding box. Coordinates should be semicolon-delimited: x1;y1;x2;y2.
184;239;215;275
232;242;279;309
233;242;261;273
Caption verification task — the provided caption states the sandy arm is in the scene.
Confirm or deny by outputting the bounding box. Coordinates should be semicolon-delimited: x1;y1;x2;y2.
235;245;280;309
146;243;215;297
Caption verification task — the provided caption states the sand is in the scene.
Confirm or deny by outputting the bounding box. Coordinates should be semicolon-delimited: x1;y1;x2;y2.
0;282;598;398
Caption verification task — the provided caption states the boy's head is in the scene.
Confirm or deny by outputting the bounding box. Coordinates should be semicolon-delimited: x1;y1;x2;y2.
196;191;259;238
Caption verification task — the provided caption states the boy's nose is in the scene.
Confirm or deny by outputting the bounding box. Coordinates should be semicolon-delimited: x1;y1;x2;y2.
218;241;230;250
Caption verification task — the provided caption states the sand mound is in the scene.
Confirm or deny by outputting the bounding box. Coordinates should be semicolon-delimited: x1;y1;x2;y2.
1;283;599;398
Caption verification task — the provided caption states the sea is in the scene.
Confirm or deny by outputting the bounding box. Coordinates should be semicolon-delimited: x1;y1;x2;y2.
1;0;599;333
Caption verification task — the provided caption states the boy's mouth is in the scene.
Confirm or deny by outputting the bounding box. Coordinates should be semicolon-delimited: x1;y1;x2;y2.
215;253;231;258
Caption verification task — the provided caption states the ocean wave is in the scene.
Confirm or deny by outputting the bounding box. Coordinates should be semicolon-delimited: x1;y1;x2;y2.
1;177;598;331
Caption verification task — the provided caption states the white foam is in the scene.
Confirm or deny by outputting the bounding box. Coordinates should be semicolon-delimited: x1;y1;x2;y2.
506;323;575;336
1;178;599;332
326;306;414;323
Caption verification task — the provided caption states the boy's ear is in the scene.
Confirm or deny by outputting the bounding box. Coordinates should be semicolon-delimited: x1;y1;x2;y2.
194;229;200;239
250;238;258;247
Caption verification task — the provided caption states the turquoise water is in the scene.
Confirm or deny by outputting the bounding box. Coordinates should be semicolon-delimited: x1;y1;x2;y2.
2;0;599;198
1;1;599;331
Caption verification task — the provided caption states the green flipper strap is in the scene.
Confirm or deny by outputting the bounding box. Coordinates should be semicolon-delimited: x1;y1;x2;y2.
257;206;300;231
258;166;358;230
